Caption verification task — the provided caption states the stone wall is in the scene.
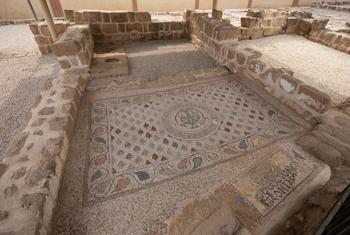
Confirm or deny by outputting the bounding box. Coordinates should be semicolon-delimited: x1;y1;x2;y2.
313;0;350;12
0;70;90;234
73;10;188;44
29;20;70;54
190;11;332;119
309;29;350;54
51;24;94;70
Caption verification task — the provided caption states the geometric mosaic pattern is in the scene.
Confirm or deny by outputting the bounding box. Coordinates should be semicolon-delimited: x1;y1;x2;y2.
84;79;303;204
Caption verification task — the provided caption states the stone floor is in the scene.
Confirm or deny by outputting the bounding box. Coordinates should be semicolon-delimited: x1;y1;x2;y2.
52;41;330;235
238;34;350;106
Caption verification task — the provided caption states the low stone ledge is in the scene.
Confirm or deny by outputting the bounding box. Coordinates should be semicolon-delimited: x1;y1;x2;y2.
0;69;90;235
52;24;94;70
308;29;350;54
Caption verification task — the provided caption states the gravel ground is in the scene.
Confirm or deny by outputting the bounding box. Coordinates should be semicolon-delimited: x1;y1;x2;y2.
238;34;350;106
0;24;59;158
88;40;217;89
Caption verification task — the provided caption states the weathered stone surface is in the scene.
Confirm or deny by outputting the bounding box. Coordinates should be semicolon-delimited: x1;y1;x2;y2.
4;184;17;198
91;52;129;78
101;23;117;34
241;17;261;28
286;17;299;34
25;159;56;186
83;11;102;23
215;25;240;41
11;167;26;179
6;132;29;157
38;107;55;116
58;59;71;69
0;164;8;178
110;12;128;23
0;210;9;221
279;74;299;94
211;9;223;21
28;24;39;35
298;85;331;113
134;12;151;22
191;204;240;235
51;40;82;57
21;193;45;217
236;52;246;65
64;9;74;21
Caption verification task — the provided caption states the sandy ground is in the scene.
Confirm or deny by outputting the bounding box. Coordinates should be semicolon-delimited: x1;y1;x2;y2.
0;24;59;158
238;34;350;106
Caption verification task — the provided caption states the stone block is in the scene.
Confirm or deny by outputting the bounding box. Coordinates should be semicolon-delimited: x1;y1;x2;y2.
91;52;129;78
183;9;193;21
170;22;184;31
263;27;281;36
29;24;39;35
286;17;299;34
298;85;331;114
262;18;272;27
241;17;261;28
58;59;71;69
83;11;102;23
126;23;143;32
110;12;129;23
214;25;240;41
78;52;90;65
118;23;126;33
38;45;50;54
246;9;266;18
298;19;313;35
100;23;117;34
34;35;50;45
204;20;218;37
311;18;329;32
236;52;246;65
279;74;299;94
151;22;162;32
135;12;151;22
52;40;82;57
211;9;223;21
271;17;287;28
74;11;85;24
64;10;74;21
248;59;266;75
102;12;110;22
246;27;263;39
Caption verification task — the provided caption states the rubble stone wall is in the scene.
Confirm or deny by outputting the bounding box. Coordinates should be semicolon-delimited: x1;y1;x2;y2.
74;10;189;44
29;20;70;55
0;70;90;235
218;8;350;55
190;12;332;119
51;24;94;70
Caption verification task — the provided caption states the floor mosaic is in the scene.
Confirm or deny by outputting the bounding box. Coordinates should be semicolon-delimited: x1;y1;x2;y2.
85;78;304;204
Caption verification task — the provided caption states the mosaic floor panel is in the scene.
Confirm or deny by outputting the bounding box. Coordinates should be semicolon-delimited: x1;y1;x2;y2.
85;78;303;204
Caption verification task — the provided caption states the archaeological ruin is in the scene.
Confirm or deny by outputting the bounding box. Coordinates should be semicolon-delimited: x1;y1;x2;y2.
0;0;350;234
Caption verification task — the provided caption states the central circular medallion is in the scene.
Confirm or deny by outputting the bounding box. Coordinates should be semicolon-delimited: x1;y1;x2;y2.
162;103;218;140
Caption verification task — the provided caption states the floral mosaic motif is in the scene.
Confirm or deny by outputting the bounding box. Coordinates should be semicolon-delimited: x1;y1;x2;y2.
84;79;303;204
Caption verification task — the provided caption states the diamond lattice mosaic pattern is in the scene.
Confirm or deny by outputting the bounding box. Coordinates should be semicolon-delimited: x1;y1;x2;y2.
85;79;303;204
